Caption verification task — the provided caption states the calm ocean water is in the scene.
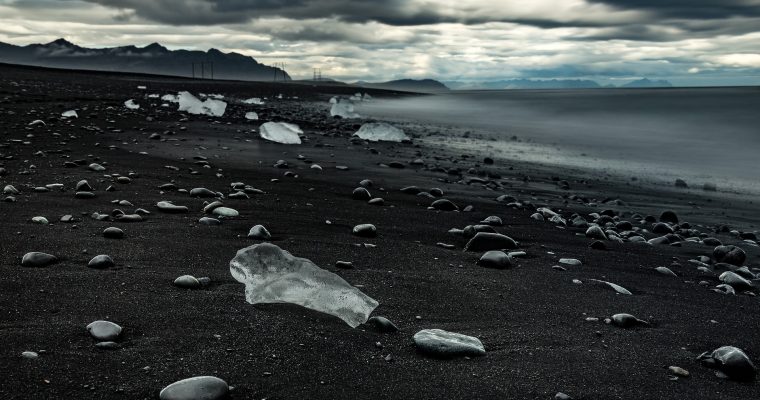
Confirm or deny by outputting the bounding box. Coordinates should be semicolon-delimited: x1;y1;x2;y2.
358;87;760;193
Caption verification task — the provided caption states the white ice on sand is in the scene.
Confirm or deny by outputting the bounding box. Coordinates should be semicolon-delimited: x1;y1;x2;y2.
243;97;265;105
230;243;379;328
245;112;259;120
124;99;140;110
353;122;409;142
61;110;78;118
259;122;302;144
175;91;227;117
330;100;360;119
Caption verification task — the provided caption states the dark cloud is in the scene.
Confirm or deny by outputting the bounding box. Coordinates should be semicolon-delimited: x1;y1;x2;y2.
588;0;760;19
74;0;624;27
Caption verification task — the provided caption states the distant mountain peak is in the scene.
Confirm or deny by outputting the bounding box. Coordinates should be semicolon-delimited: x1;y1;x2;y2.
621;78;673;88
143;42;168;52
47;38;76;47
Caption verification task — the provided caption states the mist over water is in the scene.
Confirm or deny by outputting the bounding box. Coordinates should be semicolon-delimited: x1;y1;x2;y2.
357;88;760;193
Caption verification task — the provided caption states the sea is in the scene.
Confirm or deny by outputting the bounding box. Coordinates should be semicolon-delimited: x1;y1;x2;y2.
357;87;760;194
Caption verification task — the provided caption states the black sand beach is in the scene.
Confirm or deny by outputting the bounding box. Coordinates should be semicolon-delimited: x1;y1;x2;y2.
1;63;758;399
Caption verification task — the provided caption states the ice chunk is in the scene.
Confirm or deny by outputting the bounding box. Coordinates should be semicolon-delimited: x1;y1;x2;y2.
245;112;259;120
124;99;140;110
61;110;78;118
329;96;338;104
137;85;146;90
176;91;227;117
363;93;372;101
161;94;178;102
243;97;265;105
148;94;160;99
330;100;360;119
259;122;302;144
230;243;379;327
353;122;410;142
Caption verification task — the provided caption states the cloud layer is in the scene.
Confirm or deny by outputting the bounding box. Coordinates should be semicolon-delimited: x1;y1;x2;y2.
1;0;758;85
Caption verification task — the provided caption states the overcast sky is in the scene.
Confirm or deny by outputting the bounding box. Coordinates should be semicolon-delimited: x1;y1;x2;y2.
1;0;759;85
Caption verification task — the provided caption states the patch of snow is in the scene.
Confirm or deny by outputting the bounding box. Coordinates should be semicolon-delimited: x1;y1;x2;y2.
353;122;409;142
245;112;259;120
230;243;378;327
259;122;302;144
61;110;78;118
124;99;140;110
176;91;227;117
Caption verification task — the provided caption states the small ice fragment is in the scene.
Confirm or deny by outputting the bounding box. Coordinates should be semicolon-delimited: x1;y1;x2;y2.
124;99;140;110
176;91;226;117
259;122;302;144
353;122;409;142
137;85;146;90
330;100;360;118
230;243;378;327
245;112;259;120
161;94;178;102
61;110;78;118
242;97;265;105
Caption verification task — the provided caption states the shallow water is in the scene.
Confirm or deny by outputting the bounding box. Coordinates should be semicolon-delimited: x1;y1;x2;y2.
357;87;760;193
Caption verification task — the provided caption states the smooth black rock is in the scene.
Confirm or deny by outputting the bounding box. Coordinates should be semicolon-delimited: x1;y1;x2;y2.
21;252;58;267
660;210;679;224
698;346;757;381
352;187;371;201
88;255;115;269
103;227;124;239
367;316;399;333
352;224;377;238
713;245;746;266
477;250;512;269
431;199;458;211
464;232;518;251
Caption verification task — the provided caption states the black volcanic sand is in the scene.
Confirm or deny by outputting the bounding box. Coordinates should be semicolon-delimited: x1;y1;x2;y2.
1;63;759;399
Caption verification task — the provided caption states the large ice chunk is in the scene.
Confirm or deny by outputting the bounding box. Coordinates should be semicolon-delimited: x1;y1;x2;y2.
230;243;378;327
353;122;410;142
175;91;227;117
259;122;302;144
330;100;360;119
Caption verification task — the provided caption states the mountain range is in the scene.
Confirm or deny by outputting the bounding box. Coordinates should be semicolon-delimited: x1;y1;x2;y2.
0;39;289;81
444;78;673;90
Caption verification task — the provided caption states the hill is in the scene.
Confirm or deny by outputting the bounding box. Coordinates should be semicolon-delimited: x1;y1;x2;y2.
0;38;288;82
355;79;449;93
